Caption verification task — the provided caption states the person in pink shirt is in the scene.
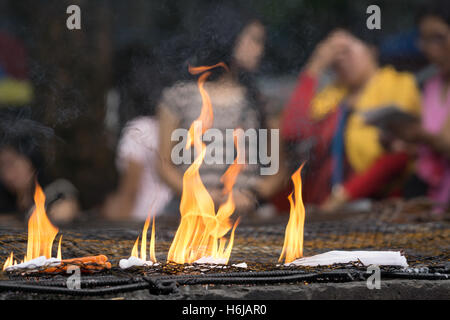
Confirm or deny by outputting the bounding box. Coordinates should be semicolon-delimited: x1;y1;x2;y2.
390;0;450;214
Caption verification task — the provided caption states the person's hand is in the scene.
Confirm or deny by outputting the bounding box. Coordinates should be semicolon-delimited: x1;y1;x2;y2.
232;189;256;215
320;185;350;213
306;30;353;76
209;188;228;209
101;193;132;221
209;188;255;215
379;131;418;155
210;187;256;215
387;121;425;144
48;198;80;225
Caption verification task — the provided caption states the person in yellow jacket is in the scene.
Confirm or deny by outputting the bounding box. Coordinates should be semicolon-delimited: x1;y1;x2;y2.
281;29;421;211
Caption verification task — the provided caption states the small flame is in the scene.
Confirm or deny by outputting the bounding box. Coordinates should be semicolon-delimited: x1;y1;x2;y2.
149;215;156;262
221;129;245;195
167;63;241;264
57;235;62;260
3;182;61;270
26;182;59;261
131;237;139;258
130;214;156;263
2;252;14;271
279;163;306;264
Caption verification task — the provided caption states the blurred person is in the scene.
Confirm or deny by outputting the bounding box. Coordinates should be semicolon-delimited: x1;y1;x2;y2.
0;30;33;108
102;45;173;221
0;116;80;225
281;28;421;212
157;5;287;217
0;30;33;215
388;0;450;214
0;29;79;225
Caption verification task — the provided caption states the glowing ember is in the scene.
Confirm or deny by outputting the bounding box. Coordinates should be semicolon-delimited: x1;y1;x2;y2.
167;63;241;264
3;182;61;270
279;163;306;264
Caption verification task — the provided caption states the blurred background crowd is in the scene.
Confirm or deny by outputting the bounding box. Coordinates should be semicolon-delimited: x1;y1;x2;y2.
0;0;449;226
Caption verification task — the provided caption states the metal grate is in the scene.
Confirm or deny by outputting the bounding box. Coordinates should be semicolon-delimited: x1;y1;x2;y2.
0;205;449;296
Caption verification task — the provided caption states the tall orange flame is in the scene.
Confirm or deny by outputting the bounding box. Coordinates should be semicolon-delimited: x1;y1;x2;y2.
130;214;156;263
167;63;241;264
279;163;306;264
221;129;245;195
2;182;61;270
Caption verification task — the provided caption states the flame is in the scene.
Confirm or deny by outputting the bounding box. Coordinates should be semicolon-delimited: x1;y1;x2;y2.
279;163;306;264
2;252;15;271
221;129;245;195
130;214;156;262
57;235;62;260
188;62;229;75
167;63;242;264
3;182;61;270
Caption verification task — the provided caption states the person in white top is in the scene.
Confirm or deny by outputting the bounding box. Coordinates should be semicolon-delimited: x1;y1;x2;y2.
101;45;173;221
103;116;173;221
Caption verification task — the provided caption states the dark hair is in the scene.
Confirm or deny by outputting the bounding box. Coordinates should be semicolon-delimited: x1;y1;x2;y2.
416;0;450;25
114;43;163;126
334;12;383;48
188;4;260;71
187;4;266;125
0;110;53;184
346;27;382;48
